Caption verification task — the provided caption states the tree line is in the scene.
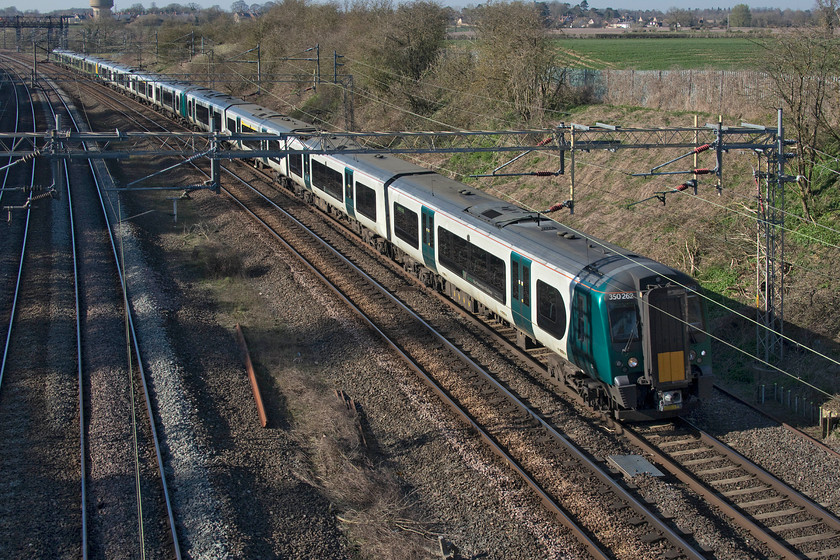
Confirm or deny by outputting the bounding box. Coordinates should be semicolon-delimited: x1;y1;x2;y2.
70;0;840;225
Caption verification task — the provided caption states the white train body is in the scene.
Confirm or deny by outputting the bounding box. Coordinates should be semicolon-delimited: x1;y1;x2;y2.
51;49;714;420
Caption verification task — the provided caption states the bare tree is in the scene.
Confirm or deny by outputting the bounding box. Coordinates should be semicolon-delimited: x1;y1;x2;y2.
762;12;840;221
381;1;447;83
473;0;558;123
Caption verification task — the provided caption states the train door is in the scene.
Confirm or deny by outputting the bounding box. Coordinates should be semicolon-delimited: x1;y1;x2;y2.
421;207;436;272
642;287;688;384
303;154;311;189
570;285;596;378
510;252;534;338
345;168;356;218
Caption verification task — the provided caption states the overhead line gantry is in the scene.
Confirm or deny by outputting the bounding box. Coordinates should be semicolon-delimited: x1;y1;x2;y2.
0;118;792;364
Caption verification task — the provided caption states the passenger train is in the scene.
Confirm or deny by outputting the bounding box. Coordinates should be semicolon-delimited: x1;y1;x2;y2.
51;49;714;420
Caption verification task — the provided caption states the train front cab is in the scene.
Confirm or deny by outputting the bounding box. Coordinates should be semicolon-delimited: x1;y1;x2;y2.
600;278;714;420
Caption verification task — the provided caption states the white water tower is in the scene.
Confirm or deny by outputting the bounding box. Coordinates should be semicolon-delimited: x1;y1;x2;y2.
90;0;113;19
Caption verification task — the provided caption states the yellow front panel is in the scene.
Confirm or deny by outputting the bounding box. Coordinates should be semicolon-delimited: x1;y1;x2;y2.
657;351;685;383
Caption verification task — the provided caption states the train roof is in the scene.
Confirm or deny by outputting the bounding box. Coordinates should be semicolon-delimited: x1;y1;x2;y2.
326;151;431;184
392;172;688;294
226;103;290;126
186;87;250;109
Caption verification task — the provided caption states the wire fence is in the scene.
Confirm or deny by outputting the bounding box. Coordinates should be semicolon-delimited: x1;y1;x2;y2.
559;68;776;117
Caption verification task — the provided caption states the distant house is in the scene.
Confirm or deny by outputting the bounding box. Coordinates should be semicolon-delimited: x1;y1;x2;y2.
234;11;256;23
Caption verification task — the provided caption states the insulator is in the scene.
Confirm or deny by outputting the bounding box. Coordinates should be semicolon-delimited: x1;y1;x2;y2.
545;201;571;213
692;168;712;174
30;191;55;202
693;144;711;154
531;171;556;176
675;182;691;191
536;137;552;147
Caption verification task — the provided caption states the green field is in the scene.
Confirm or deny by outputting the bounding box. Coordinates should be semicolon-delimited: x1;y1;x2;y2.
553;37;766;70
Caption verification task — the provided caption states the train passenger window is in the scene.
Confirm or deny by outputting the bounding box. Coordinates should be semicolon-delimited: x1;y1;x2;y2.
537;280;566;339
438;227;505;304
686;294;706;342
289;154;303;177
311;160;343;201
196;104;210;126
241;124;261;150
393;202;419;249
269;140;285;164
162;90;173;108
608;303;639;343
356;182;377;221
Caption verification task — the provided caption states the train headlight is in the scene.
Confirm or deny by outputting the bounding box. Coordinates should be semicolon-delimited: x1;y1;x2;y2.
628;357;639;368
689;350;697;361
662;391;682;405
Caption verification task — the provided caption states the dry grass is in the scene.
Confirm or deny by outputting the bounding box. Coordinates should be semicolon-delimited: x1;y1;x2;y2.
276;368;436;559
174;221;437;558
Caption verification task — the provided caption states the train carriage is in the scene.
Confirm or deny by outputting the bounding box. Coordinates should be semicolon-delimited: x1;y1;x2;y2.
156;80;198;118
223;104;297;170
51;48;714;420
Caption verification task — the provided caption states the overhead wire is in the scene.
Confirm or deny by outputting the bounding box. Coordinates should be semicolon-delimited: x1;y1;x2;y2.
174;46;838;399
461;149;840;393
337;55;839;399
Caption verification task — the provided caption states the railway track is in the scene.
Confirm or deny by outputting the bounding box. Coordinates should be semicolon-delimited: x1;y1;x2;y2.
207;113;840;560
0;63;34;384
212;161;714;559
0;52;180;558
0;58;84;557
621;418;840;559
228;140;840;559
46;58;182;559
32;52;840;558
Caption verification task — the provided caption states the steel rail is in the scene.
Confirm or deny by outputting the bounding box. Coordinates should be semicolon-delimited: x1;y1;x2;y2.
66;150;87;559
220;162;718;560
712;384;840;462
41;68;183;559
0;65;36;391
622;418;840;560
